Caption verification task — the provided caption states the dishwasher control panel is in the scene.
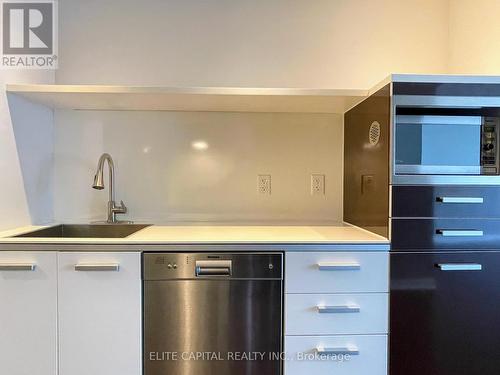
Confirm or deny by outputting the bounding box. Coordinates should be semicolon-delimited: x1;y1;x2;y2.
143;253;283;280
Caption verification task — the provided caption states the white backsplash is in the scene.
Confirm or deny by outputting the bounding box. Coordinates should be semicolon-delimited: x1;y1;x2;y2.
54;110;343;224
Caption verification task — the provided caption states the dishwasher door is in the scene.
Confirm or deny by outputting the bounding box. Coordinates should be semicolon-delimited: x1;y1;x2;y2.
143;253;283;375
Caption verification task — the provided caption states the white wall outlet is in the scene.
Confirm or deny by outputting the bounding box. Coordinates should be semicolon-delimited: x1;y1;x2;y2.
311;174;325;195
258;174;271;195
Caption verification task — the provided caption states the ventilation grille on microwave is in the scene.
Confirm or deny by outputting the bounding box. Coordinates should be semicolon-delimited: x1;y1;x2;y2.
369;121;381;146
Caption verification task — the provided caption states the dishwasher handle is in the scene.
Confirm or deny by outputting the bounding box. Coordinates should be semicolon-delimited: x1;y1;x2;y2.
195;260;232;277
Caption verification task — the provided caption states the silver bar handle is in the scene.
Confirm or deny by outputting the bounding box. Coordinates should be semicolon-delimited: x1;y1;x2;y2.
195;260;232;276
436;230;483;237
74;263;120;271
317;305;360;314
436;197;484;204
0;263;36;271
437;263;482;271
316;347;360;355
318;262;361;271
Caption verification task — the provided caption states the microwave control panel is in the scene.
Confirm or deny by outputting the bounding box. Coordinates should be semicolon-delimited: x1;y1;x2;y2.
481;117;500;174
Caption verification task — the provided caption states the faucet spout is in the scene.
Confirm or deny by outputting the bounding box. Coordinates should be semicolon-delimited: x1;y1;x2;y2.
93;153;115;201
92;153;127;223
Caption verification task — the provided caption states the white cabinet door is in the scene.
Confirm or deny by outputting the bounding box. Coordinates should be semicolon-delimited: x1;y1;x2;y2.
0;252;57;375
58;252;142;375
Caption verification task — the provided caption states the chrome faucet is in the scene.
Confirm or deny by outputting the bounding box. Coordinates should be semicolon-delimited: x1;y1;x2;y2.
92;153;128;223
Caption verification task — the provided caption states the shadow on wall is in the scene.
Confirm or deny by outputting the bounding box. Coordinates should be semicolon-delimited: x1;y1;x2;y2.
8;93;54;225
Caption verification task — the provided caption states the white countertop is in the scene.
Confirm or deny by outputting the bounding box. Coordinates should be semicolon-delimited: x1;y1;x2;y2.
0;223;388;245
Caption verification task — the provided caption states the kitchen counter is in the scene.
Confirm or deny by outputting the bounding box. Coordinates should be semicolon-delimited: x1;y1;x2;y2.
0;223;389;250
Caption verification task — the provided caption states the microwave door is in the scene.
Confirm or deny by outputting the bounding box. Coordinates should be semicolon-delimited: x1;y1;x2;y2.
395;115;483;175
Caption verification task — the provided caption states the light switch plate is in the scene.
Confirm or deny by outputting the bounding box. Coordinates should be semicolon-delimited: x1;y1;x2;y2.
361;174;375;194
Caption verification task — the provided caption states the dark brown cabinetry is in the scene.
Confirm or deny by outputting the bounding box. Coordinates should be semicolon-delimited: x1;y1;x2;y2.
343;77;500;375
390;251;500;375
392;185;500;218
391;218;500;250
343;84;390;237
391;187;500;375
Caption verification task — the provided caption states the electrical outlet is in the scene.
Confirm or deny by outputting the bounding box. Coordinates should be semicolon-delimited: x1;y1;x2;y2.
258;175;271;195
311;174;325;195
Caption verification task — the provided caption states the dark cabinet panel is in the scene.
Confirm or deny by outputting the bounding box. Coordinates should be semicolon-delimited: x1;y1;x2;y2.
392;185;500;218
391;218;500;250
344;84;390;237
390;252;500;375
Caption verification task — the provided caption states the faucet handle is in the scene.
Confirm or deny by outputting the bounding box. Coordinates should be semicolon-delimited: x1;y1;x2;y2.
119;200;127;213
111;200;127;215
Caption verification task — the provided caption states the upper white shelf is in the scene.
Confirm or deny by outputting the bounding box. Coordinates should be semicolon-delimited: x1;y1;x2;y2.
6;84;368;114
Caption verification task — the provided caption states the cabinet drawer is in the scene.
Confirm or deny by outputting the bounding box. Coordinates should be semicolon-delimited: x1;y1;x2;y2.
284;335;387;375
285;252;388;293
392;185;500;218
392;218;500;250
285;293;388;335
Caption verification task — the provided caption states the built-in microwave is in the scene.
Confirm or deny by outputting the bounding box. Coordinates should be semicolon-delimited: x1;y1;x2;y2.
394;115;500;176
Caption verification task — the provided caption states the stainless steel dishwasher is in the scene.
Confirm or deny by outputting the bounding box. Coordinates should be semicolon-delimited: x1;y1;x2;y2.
143;252;283;375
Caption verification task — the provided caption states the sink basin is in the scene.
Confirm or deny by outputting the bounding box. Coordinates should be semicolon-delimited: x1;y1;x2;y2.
13;224;151;238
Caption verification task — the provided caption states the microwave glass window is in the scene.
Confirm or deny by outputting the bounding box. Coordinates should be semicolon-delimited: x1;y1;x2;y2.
396;124;480;166
395;116;483;175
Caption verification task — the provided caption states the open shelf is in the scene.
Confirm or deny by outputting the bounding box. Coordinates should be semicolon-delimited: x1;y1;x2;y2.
6;84;368;114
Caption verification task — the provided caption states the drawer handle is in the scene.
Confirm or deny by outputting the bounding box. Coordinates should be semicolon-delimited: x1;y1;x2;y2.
437;263;482;271
0;263;36;271
317;262;361;271
317;305;360;313
436;230;483;237
436;197;484;204
316;346;359;356
74;263;120;271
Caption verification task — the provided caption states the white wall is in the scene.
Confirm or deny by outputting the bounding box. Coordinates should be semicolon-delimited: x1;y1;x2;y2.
0;71;54;231
56;0;449;88
54;111;342;224
449;0;500;74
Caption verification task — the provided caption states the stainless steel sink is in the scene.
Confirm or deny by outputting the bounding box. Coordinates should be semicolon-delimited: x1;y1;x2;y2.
13;224;151;238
